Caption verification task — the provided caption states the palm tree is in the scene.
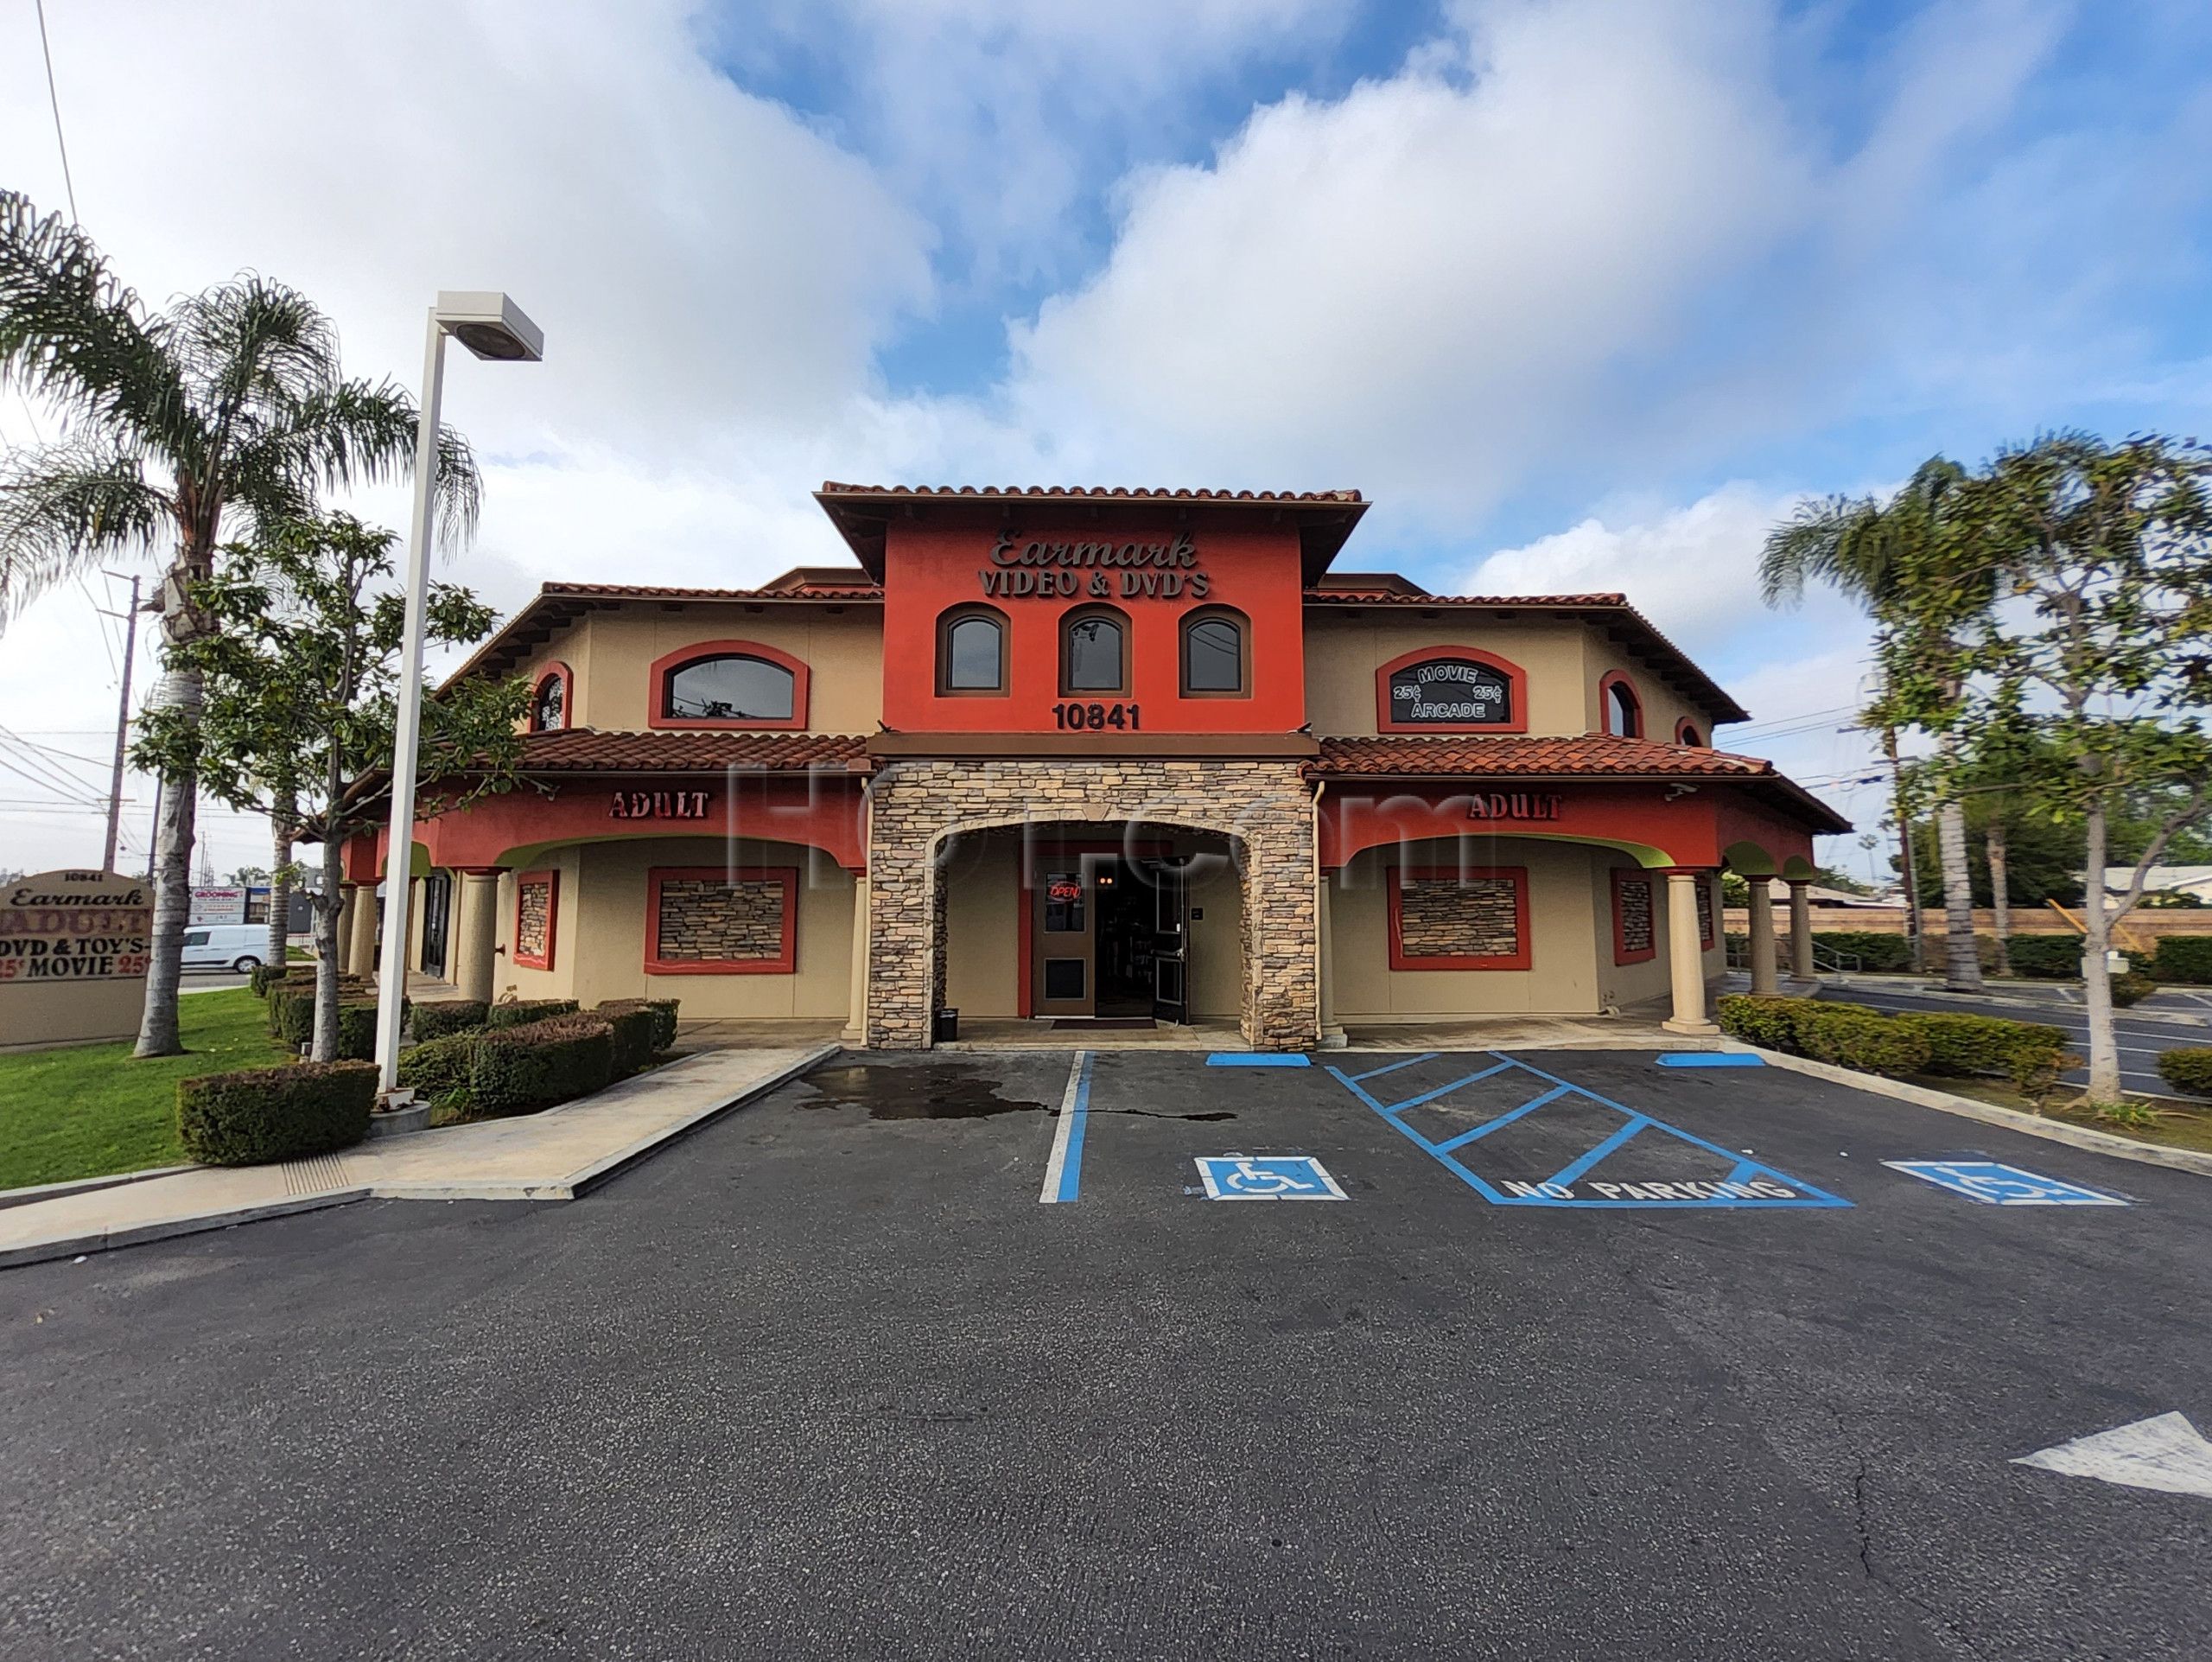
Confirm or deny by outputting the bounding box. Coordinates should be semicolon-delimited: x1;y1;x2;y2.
1760;457;1986;991
0;191;478;1055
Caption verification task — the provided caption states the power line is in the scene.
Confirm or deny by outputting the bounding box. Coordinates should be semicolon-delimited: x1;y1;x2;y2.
33;0;78;223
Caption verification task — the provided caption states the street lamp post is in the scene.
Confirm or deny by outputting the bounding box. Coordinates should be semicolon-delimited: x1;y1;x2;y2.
373;292;543;1100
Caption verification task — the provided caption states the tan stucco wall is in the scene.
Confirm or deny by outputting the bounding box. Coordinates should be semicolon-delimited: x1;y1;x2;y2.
1577;634;1717;745
1329;837;1600;1018
492;837;852;1018
1588;854;1726;1011
505;603;882;735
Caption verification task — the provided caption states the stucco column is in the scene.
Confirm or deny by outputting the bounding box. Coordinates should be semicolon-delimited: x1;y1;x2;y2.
1788;880;1815;980
454;869;500;1005
1746;877;1780;995
1661;869;1719;1035
1317;868;1344;1047
346;882;381;977
842;874;870;1045
335;883;359;970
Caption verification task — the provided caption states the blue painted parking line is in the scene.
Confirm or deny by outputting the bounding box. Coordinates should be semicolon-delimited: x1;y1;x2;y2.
1039;1052;1093;1204
1206;1054;1311;1067
1338;1052;1440;1084
1325;1051;1849;1209
1656;1053;1765;1068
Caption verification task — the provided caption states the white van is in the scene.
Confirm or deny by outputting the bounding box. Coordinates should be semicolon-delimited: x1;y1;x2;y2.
181;923;269;973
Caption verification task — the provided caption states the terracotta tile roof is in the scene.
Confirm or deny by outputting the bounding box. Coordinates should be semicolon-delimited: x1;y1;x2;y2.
819;482;1363;503
1310;734;1771;777
532;576;880;602
1308;735;1849;831
1304;591;1745;723
515;729;869;772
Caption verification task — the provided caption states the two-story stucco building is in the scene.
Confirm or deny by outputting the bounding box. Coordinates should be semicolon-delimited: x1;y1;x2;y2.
334;484;1847;1049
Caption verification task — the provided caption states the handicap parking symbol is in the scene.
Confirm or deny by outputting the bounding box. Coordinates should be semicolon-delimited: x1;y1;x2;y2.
1195;1155;1346;1200
1883;1160;2127;1207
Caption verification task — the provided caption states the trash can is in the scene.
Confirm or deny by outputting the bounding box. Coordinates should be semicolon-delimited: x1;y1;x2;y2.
933;1007;959;1044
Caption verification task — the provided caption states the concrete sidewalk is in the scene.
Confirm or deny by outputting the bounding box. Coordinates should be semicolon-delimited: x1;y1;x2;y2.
0;1044;835;1270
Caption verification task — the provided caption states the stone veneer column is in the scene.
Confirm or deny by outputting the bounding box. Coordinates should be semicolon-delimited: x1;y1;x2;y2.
346;882;381;977
453;869;501;1005
863;759;1318;1050
1788;880;1815;980
1661;869;1720;1035
1746;877;1780;996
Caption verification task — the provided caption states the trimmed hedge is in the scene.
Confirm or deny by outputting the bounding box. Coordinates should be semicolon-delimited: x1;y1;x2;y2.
1796;1006;1931;1076
595;1005;659;1079
2156;1048;2212;1096
269;988;405;1054
176;1061;376;1166
468;1014;614;1116
1811;932;1916;973
2110;969;2157;1008
413;999;490;1042
397;1031;480;1104
2152;936;2212;985
2004;934;2082;979
484;998;581;1031
594;997;679;1054
1716;995;2070;1094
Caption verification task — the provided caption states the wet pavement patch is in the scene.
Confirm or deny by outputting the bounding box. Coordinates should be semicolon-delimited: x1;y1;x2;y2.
797;1063;1048;1121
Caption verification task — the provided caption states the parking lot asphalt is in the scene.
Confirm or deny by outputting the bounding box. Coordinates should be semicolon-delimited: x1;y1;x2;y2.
2;1048;2208;1661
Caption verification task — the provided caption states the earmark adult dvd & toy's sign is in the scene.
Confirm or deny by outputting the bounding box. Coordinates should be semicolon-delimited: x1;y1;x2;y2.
0;869;153;1049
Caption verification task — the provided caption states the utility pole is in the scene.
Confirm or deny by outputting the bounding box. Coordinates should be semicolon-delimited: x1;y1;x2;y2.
98;573;143;874
1881;725;1928;973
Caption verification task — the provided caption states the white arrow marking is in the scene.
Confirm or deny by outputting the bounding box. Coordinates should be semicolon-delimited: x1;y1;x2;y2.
2012;1412;2212;1499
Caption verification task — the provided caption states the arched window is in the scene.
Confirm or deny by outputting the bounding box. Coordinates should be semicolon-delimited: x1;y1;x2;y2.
1599;672;1643;738
648;640;809;729
1060;606;1128;695
1179;608;1248;696
938;605;1007;695
528;663;571;733
1376;646;1527;732
1675;717;1703;748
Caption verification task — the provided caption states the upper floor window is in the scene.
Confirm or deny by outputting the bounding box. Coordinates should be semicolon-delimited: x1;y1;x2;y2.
1675;717;1703;748
1376;646;1526;732
529;664;570;733
1061;607;1128;695
1180;608;1248;697
649;640;809;729
938;605;1007;695
1600;672;1643;738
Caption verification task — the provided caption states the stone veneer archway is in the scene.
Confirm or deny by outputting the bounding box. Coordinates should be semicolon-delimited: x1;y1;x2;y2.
864;759;1318;1048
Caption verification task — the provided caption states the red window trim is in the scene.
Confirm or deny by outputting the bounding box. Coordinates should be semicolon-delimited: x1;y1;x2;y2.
1386;864;1532;971
1599;670;1643;739
513;869;558;971
645;865;798;975
529;661;574;732
1375;646;1529;734
646;639;810;731
1673;716;1702;748
1611;865;1657;965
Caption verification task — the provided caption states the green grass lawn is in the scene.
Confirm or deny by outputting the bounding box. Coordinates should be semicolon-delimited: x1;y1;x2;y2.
0;989;292;1191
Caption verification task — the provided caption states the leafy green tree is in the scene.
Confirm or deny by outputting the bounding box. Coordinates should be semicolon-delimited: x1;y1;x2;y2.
137;514;525;1061
1872;432;2212;1098
1762;458;1986;989
0;192;477;1056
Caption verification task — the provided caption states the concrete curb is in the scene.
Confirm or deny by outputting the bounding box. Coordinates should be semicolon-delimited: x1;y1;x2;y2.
1738;1045;2212;1180
0;1192;370;1270
0;1165;197;1213
0;1044;840;1270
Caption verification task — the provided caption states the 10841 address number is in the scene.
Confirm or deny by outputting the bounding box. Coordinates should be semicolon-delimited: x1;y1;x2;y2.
1052;701;1141;730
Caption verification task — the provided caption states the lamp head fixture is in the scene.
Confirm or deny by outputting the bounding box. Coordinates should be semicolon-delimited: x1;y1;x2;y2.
433;291;543;362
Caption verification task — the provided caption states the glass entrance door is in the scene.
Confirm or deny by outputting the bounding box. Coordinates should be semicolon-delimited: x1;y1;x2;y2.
1148;858;1188;1024
420;871;452;977
1032;869;1093;1017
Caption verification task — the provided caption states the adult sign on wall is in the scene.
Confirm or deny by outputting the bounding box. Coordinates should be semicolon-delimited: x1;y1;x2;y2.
0;869;153;1050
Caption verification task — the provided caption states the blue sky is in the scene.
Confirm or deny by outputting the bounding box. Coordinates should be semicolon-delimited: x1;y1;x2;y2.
0;0;2209;874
